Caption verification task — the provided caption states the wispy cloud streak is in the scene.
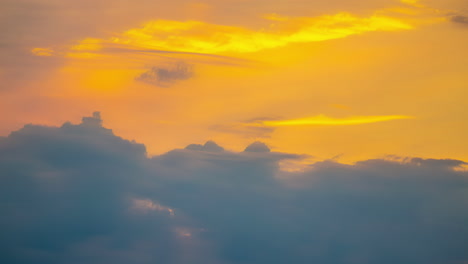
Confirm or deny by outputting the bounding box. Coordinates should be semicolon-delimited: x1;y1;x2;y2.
255;115;414;127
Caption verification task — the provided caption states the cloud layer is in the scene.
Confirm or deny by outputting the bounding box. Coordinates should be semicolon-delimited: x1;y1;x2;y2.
1;113;468;264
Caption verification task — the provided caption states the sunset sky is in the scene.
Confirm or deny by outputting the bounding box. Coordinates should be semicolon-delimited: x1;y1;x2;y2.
2;0;467;162
2;1;468;263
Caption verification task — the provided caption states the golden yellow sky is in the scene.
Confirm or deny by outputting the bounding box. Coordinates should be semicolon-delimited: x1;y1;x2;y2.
1;0;467;162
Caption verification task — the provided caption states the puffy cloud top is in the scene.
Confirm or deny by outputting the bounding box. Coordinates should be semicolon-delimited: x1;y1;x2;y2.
244;141;271;152
185;140;225;152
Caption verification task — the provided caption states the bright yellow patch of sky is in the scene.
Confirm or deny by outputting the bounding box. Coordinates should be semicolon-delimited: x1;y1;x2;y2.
32;8;419;58
16;0;468;163
71;38;103;51
400;0;425;8
261;115;414;126
114;13;412;54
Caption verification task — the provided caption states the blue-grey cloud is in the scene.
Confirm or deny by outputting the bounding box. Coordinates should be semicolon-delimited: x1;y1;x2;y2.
244;141;271;152
1;112;468;264
136;61;194;87
451;15;468;25
185;140;225;152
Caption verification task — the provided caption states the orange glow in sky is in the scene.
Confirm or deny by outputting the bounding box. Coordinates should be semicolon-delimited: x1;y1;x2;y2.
1;0;468;163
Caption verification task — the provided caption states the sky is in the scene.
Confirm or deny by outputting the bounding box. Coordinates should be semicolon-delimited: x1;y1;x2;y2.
1;0;467;162
1;0;468;263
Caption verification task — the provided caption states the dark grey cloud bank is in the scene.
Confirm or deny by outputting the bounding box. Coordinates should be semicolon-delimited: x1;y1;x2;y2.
1;112;468;264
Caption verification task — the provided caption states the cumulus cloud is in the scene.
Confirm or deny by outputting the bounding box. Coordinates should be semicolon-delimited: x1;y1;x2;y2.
244;141;271;152
136;61;194;87
185;140;224;152
0;113;178;264
1;113;468;264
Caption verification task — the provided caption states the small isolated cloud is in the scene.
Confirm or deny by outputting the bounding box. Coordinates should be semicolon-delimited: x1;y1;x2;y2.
451;15;468;25
132;198;175;216
30;47;54;56
136;61;194;87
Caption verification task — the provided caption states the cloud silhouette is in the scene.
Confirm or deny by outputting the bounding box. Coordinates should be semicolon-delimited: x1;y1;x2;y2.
244;141;271;152
1;112;468;264
0;113;181;264
185;141;225;152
